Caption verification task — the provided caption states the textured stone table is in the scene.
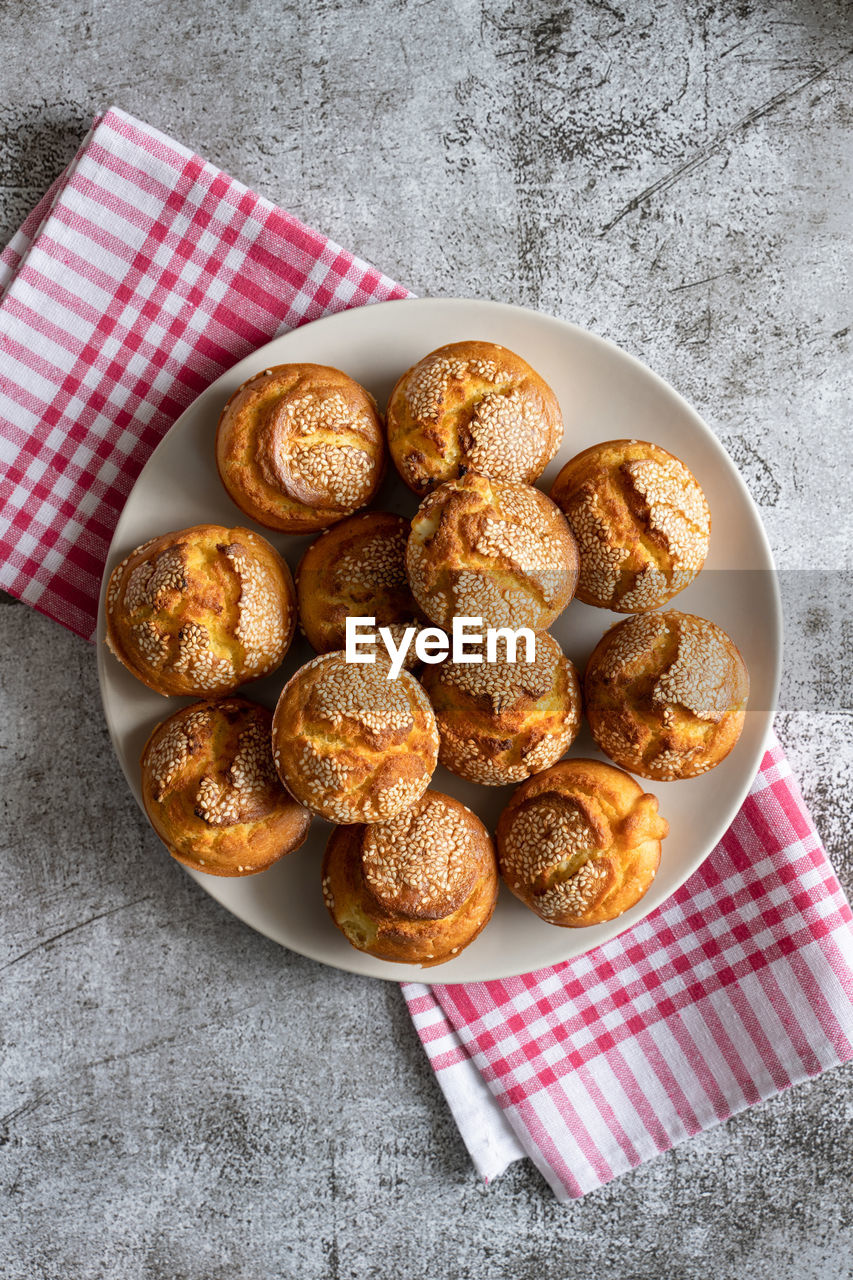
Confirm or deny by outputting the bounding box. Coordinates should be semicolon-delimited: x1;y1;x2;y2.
1;2;851;1276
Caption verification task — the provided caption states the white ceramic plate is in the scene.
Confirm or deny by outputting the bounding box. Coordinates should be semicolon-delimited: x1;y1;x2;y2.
97;297;781;982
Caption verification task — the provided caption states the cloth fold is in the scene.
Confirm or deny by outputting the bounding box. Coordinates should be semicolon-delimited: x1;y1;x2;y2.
2;107;851;1202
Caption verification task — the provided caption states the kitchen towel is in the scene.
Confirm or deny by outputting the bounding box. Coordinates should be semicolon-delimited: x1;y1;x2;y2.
2;106;851;1202
0;107;406;638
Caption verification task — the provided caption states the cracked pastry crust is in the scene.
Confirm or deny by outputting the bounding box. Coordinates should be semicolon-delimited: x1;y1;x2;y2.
386;340;563;493
271;651;439;824
584;610;750;780
420;632;582;785
105;524;296;696
141;698;311;876
406;473;579;632
296;510;424;659
496;759;668;927
321;789;499;965
216;363;386;532
549;439;711;611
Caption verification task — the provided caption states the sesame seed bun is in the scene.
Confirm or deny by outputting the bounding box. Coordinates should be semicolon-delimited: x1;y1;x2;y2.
216;363;386;533
141;698;311;877
295;511;424;659
420;632;581;785
549;439;711;611
406;473;579;632
584;611;750;780
496;759;668;927
271;652;439;824
386;340;563;493
321;790;499;966
105;524;296;697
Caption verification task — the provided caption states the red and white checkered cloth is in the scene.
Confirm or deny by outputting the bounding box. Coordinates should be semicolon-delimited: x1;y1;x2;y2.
0;107;406;638
2;107;852;1201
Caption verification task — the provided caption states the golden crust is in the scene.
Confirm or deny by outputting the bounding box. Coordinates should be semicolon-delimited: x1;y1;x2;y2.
141;698;311;876
406;473;579;632
549;439;711;611
584;610;750;780
296;511;424;658
321;789;499;965
216;363;386;532
496;759;668;927
420;632;581;785
271;651;439;823
386;340;563;493
104;524;296;696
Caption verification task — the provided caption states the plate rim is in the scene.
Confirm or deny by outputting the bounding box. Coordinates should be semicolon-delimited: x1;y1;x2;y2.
96;295;783;982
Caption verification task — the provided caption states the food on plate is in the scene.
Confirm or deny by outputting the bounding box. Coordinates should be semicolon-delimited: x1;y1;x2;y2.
386;339;563;493
216;363;385;532
496;758;668;926
549;439;711;611
271;651;439;823
105;524;295;696
322;789;499;965
296;510;423;660
420;632;581;785
141;698;311;876
584;610;750;780
406;473;579;632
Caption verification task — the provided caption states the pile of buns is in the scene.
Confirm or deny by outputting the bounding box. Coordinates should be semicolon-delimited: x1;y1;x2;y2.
106;339;750;967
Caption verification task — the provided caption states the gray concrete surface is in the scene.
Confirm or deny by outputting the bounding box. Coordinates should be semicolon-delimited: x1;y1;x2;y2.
1;1;852;1276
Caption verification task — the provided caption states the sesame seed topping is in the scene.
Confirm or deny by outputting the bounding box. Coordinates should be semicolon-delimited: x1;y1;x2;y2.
225;545;286;667
275;653;439;822
586;611;749;778
361;793;478;914
555;443;710;610
146;706;212;800
503;798;605;921
652;614;741;723
407;475;577;631
259;387;381;511
466;389;550;479
404;354;501;421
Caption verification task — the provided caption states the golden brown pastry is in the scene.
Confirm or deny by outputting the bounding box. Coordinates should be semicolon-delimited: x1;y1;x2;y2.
296;511;423;660
549;439;711;611
584;610;750;780
216;363;386;532
496;759;668;927
322;789;499;965
420;632;581;785
386;340;563;493
141;698;311;876
271;651;439;823
406;473;579;631
105;524;295;696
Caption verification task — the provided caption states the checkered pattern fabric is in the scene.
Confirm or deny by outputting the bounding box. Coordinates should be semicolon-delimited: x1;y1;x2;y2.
3;108;852;1202
405;736;853;1198
0;107;407;638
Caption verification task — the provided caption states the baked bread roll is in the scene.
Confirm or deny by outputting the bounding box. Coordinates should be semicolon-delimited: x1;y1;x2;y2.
296;511;423;660
322;789;499;965
584;610;750;780
386;340;563;492
271;652;439;823
105;524;295;696
420;632;581;784
406;473;579;631
496;759;668;927
216;363;385;532
549;439;711;611
141;698;310;876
